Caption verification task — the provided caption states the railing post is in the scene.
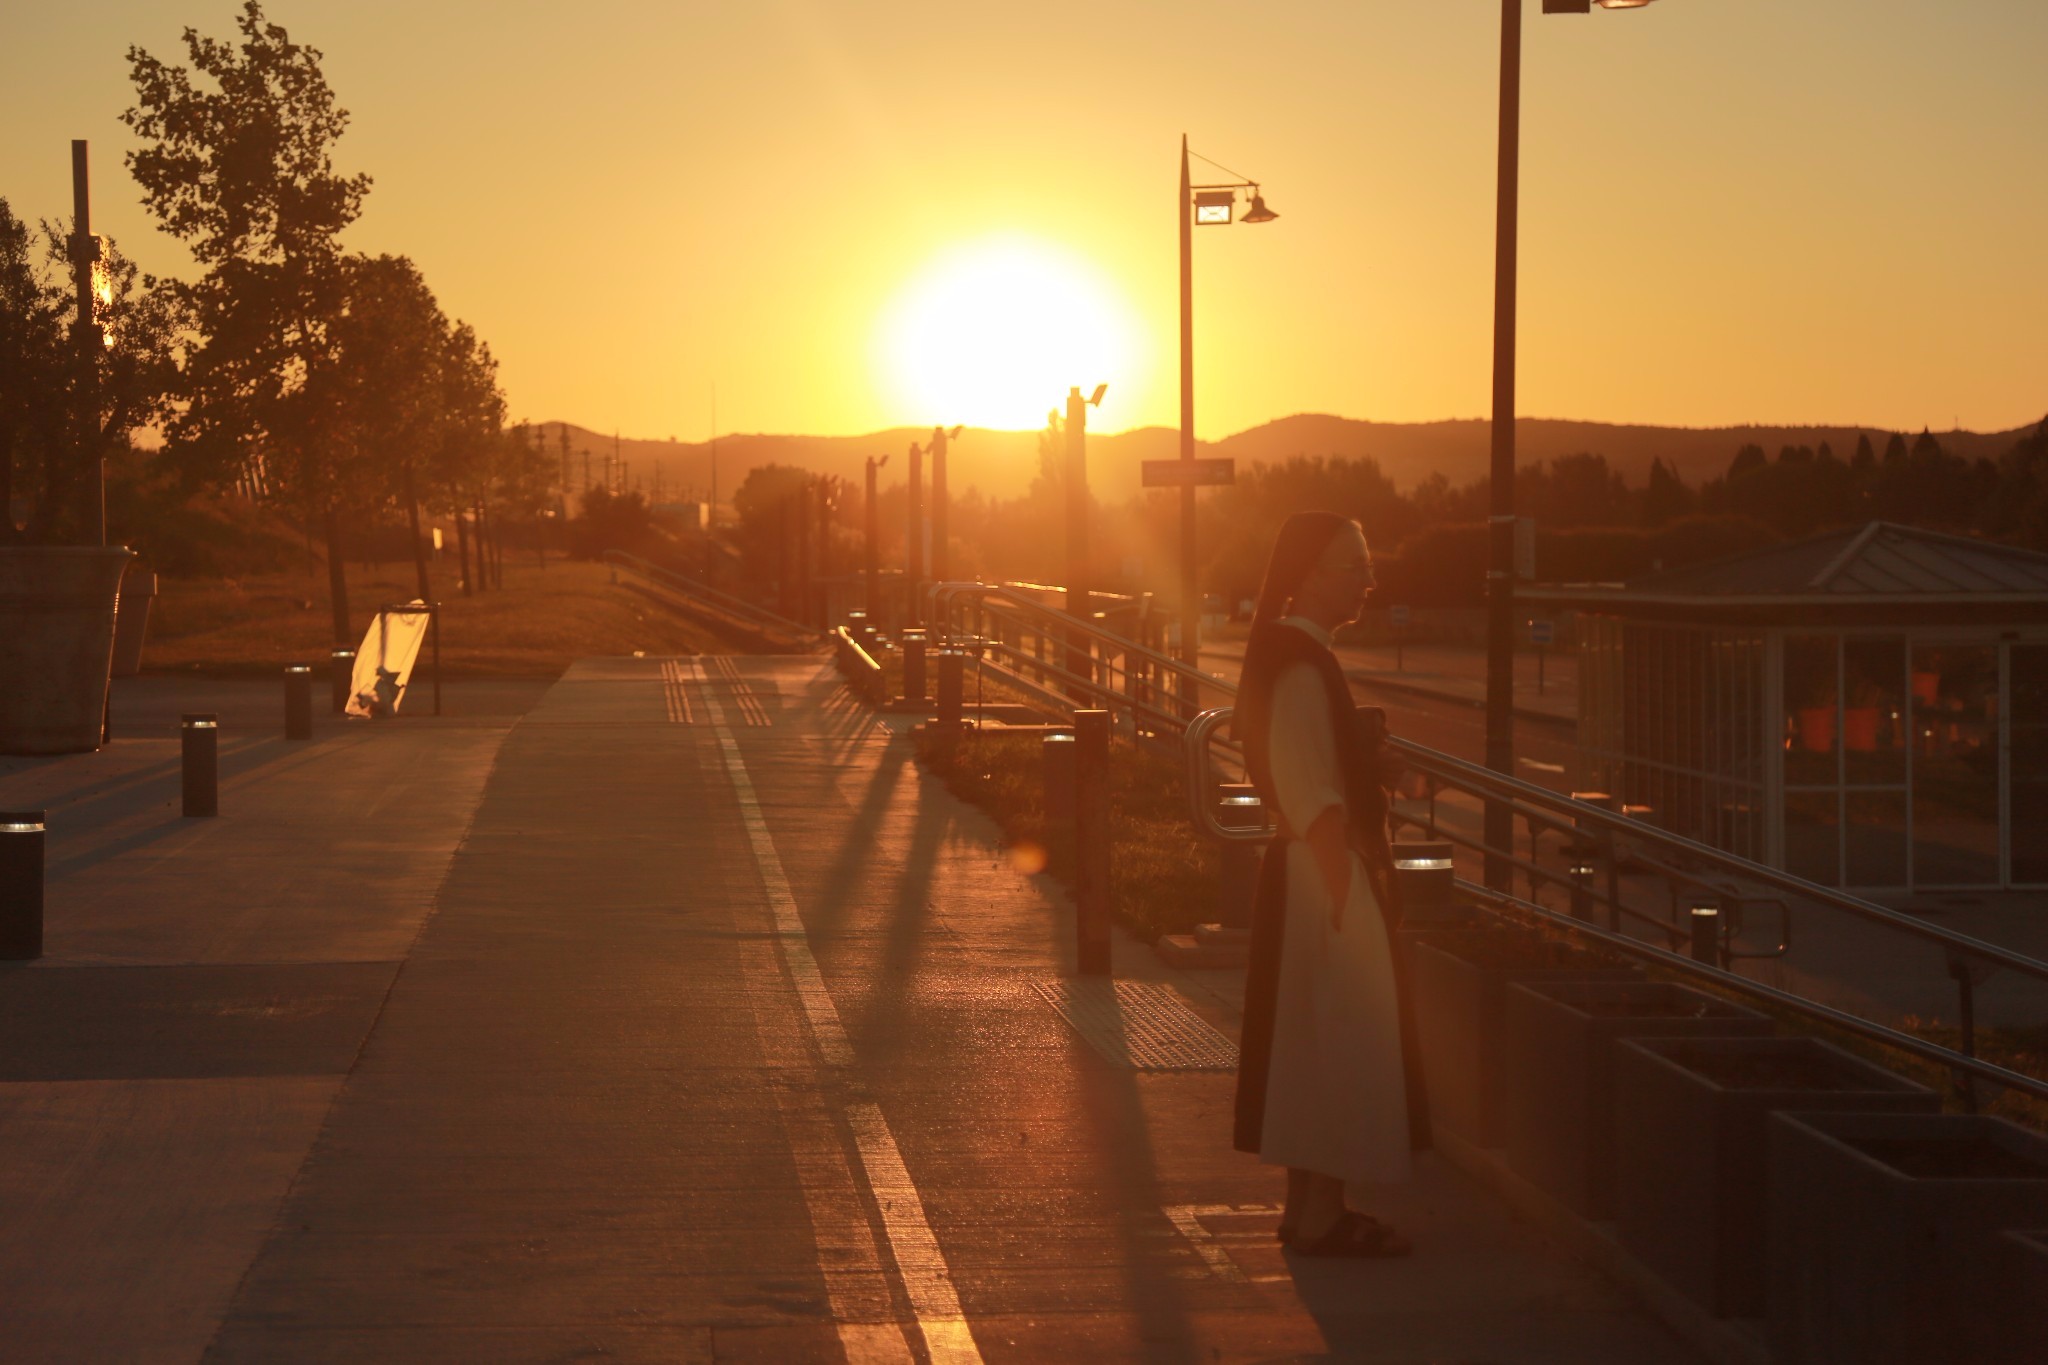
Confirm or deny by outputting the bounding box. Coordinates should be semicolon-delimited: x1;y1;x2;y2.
181;714;219;818
0;809;46;961
1568;860;1597;922
284;663;313;740
1073;709;1112;976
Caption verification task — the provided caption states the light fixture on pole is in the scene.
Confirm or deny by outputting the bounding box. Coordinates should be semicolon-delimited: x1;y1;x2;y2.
1482;0;1659;891
1065;384;1106;696
1180;136;1279;716
928;424;964;583
864;453;888;622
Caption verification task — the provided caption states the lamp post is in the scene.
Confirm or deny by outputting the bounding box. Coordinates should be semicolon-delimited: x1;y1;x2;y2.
1483;0;1659;890
905;440;924;624
1180;136;1278;710
927;424;963;584
1065;384;1106;693
68;140;105;545
865;453;888;623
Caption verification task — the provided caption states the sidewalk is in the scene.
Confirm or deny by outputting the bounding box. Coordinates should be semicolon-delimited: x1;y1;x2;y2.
1202;638;1577;725
1;661;1690;1362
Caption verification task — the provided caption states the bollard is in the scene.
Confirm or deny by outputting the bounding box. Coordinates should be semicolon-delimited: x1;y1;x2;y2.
1042;731;1076;870
1568;861;1598;922
934;648;964;732
0;810;46;961
330;647;355;714
284;663;313;740
1073;709;1111;975
1690;902;1721;966
1216;785;1266;932
181;714;219;817
1392;840;1457;927
902;629;928;703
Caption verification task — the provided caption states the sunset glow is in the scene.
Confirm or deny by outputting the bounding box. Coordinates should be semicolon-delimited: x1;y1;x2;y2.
877;237;1143;432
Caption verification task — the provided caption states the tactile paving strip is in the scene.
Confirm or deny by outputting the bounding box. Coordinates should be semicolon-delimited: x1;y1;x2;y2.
1031;980;1239;1071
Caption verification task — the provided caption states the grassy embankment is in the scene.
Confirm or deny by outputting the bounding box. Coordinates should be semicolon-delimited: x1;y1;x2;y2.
144;559;765;676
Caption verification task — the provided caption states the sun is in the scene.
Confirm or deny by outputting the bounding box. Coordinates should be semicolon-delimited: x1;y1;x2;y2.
877;236;1141;431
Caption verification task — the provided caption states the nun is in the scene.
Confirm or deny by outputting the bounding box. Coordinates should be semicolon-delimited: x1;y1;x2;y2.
1231;511;1430;1257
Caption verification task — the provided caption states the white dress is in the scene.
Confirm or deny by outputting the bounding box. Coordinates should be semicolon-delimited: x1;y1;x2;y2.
1257;617;1413;1187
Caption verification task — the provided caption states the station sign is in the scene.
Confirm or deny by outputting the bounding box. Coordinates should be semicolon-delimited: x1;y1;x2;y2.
1141;458;1235;488
1390;605;1411;630
1529;618;1555;647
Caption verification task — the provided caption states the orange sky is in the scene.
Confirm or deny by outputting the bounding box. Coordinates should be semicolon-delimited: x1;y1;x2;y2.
6;1;2046;445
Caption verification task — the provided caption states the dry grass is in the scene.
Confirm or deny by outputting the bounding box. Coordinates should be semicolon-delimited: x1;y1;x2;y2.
144;559;766;677
914;726;1220;943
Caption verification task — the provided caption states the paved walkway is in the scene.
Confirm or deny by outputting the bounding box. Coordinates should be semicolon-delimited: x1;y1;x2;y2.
1;662;1696;1363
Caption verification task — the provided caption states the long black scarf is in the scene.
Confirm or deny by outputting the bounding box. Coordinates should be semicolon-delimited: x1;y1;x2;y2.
1231;621;1431;1156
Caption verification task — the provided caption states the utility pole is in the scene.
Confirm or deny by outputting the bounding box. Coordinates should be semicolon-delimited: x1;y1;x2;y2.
582;450;591;493
1065;385;1105;690
929;425;959;583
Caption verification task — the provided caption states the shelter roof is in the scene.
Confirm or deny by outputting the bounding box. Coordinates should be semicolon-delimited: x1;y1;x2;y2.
1627;522;2048;597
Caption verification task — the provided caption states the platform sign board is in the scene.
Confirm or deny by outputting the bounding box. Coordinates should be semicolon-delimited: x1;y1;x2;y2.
1141;458;1235;488
1390;605;1411;630
347;601;432;719
1529;618;1555;647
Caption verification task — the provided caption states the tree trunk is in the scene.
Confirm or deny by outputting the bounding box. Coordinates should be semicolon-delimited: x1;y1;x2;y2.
455;510;473;597
323;505;351;645
403;461;432;602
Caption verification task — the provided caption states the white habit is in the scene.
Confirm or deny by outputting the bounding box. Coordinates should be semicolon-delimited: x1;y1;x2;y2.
1257;617;1413;1187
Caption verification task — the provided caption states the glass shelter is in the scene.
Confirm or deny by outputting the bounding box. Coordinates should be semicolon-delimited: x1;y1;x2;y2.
1535;524;2048;891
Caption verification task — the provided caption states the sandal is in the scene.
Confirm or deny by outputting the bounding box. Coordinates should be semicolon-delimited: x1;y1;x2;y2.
1289;1210;1412;1258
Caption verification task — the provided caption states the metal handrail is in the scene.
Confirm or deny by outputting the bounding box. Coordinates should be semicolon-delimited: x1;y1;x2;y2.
604;550;822;643
919;578;2048;1098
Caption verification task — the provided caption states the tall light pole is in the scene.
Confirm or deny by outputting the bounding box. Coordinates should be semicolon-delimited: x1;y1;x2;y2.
865;453;887;622
1180;137;1278;710
905;440;924;624
928;424;963;583
1065;384;1106;692
1484;0;1659;889
68;140;105;546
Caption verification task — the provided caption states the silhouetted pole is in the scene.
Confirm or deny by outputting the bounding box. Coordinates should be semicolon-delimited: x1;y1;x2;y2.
1064;387;1092;691
1483;0;1523;891
69;141;104;544
1073;709;1112;975
1177;135;1197;708
906;441;924;625
930;425;960;584
864;454;887;622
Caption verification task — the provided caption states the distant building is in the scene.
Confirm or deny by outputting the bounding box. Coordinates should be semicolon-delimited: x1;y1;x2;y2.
1529;522;2048;891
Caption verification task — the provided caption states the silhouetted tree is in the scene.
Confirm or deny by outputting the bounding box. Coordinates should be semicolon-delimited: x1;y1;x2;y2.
125;0;372;641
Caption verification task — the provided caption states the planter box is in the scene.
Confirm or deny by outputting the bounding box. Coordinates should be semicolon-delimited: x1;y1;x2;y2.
1767;1111;2048;1365
0;546;132;754
1502;979;1770;1219
1614;1035;1937;1319
1991;1230;2048;1364
1411;924;1639;1147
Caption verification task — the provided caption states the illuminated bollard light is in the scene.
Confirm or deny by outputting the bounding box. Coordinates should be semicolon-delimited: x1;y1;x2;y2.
1393;840;1458;926
284;663;313;740
0;810;46;961
1568;861;1598;922
182;714;219;818
330;647;355;714
1690;901;1722;966
902;629;927;703
1217;786;1266;931
935;648;964;732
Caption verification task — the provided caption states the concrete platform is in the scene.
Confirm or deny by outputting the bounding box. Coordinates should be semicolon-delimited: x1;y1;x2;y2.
0;662;1703;1363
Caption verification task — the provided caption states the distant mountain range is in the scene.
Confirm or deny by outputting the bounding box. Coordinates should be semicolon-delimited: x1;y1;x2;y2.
537;414;2034;507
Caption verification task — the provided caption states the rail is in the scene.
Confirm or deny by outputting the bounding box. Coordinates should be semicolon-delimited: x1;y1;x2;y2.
603;550;823;646
914;578;2048;1108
